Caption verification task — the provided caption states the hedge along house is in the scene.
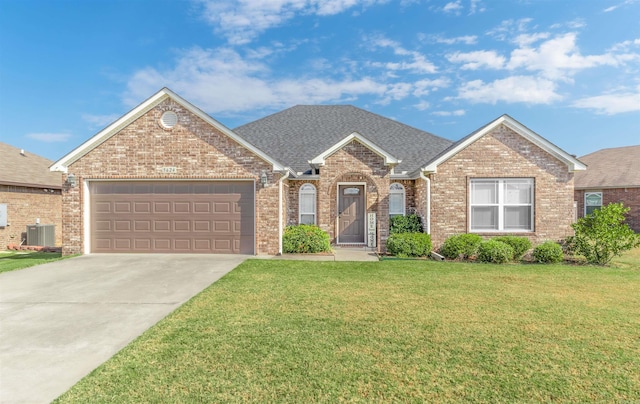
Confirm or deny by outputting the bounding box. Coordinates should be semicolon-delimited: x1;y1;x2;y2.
52;88;586;256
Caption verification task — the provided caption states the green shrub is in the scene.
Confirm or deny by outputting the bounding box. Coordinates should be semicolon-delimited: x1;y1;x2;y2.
493;236;532;261
389;214;423;234
386;233;432;258
282;225;331;254
571;203;640;265
477;240;514;264
440;233;483;260
533;241;564;264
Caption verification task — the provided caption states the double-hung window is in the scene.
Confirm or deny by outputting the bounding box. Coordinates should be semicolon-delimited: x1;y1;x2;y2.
584;192;602;215
299;183;316;225
389;183;405;217
470;178;533;232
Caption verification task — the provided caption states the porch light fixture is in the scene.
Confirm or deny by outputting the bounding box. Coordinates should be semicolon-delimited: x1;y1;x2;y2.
66;173;77;188
260;171;268;187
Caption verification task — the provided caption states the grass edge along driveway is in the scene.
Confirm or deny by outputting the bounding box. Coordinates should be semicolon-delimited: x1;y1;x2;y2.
0;251;69;274
56;256;640;403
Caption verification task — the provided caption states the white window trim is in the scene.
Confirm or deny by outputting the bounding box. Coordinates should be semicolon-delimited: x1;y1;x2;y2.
469;178;534;232
584;191;602;216
299;183;317;225
389;182;406;217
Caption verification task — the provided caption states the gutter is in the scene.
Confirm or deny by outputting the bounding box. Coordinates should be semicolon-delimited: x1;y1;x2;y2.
278;169;291;255
419;172;431;234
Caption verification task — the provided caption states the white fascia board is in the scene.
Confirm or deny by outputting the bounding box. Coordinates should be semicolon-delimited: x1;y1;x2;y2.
309;132;400;167
421;115;586;173
50;88;286;173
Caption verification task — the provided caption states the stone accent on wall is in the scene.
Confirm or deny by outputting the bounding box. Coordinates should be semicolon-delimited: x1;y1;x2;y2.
575;188;640;232
429;124;576;249
63;98;279;255
0;186;62;248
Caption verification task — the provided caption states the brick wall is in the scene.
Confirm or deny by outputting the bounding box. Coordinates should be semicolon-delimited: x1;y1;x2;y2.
314;140;391;251
63;98;279;255
575;188;640;232
0;186;62;248
429;124;576;249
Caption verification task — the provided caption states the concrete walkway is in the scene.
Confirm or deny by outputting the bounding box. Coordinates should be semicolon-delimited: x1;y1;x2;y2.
0;254;247;404
273;246;380;261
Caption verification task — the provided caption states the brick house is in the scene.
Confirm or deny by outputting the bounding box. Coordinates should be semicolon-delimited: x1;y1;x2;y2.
1;142;63;248
51;88;586;256
574;145;640;232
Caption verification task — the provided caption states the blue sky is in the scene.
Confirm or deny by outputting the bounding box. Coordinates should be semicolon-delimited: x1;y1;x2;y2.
1;0;639;163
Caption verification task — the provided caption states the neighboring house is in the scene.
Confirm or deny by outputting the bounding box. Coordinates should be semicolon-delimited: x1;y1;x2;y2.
51;88;586;256
574;145;640;232
0;142;63;248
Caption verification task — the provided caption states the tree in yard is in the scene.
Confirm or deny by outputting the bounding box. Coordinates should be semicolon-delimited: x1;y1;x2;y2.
571;203;640;265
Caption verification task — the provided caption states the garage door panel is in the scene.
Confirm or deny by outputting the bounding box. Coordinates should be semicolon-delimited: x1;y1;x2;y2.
134;202;151;213
154;202;171;213
91;181;254;254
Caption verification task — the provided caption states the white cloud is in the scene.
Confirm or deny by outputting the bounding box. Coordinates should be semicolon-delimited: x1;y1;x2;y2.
413;77;451;96
603;0;637;12
197;0;385;44
457;76;561;104
82;113;121;128
572;86;640;115
507;33;621;80
124;47;389;113
442;0;462;14
413;100;430;110
446;50;506;70
512;32;550;47
26;133;72;142
434;35;478;45
432;109;465;116
369;36;437;74
487;18;533;41
469;0;485;14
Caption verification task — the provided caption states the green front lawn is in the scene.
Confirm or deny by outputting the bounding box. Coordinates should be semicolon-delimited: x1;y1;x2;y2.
57;254;640;402
0;251;67;274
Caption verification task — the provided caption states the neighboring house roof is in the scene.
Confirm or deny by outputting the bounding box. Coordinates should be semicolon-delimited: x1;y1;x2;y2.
574;145;640;189
233;105;454;175
0;142;62;188
50;88;287;173
420;114;587;175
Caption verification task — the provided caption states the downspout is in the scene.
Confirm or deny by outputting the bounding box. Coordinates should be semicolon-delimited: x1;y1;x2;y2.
419;172;431;234
278;170;290;255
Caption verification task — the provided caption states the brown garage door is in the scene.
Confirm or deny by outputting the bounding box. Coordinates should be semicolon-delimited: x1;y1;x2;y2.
90;181;254;254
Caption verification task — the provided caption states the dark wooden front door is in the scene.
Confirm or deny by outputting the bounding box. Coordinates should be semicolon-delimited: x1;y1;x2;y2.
338;185;365;243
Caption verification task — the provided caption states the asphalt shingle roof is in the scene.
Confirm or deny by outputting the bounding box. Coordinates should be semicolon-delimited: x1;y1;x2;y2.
233;105;454;174
0;142;62;188
574;145;640;189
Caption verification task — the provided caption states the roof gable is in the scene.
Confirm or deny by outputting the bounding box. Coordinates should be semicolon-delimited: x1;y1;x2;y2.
234;105;453;175
51;88;286;173
420;114;586;174
309;132;400;168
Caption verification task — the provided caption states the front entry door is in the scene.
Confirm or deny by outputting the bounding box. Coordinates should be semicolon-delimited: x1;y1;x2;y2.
338;185;365;243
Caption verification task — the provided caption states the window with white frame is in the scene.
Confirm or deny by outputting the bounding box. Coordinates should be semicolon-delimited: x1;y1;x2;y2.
389;182;405;217
299;183;316;225
584;192;602;215
470;178;534;232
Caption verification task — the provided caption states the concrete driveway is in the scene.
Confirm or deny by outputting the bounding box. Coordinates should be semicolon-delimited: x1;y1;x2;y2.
0;254;248;404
